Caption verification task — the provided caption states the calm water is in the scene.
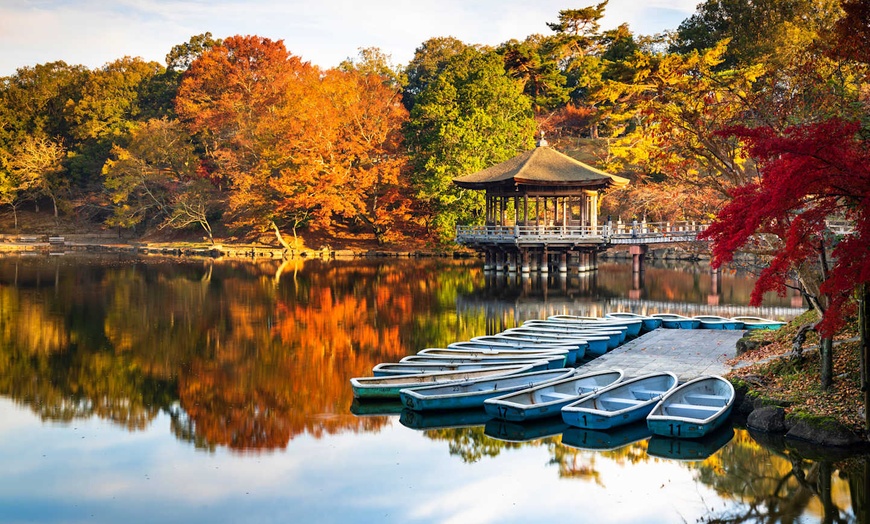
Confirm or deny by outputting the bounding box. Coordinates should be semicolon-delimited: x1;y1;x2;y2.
0;254;864;523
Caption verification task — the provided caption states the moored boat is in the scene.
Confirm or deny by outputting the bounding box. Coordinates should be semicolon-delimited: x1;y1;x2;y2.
692;315;744;330
399;368;576;411
471;335;587;362
561;372;679;430
646;375;735;439
650;313;701;329
502;326;613;355
350;364;536;400
605;312;663;332
731;316;787;330
372;359;553;376
544;315;643;338
448;339;581;365
483;369;624;422
517;322;627;347
400;353;566;369
417;347;570;363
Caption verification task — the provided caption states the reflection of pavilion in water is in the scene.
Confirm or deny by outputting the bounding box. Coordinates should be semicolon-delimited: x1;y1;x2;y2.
460;263;805;334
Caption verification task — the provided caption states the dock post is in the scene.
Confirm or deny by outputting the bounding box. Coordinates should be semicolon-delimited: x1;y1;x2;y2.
630;244;647;274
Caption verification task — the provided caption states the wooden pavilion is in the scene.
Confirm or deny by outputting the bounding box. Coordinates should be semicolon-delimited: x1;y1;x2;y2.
453;139;629;273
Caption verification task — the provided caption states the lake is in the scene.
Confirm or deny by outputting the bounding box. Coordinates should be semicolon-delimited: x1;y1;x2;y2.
0;254;864;523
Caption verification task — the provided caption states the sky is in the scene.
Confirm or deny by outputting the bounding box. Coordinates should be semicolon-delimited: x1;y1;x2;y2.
0;0;699;77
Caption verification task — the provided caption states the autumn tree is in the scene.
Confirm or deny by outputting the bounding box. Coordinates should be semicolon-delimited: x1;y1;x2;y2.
404;46;536;240
8;135;67;220
102;118;218;241
701;120;870;392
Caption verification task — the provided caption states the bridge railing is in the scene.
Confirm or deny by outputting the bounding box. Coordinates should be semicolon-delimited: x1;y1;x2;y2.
456;221;709;245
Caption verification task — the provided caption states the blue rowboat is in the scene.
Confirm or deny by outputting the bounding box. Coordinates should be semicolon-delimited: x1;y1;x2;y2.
416;347;570;363
692;315;744;330
650;313;701;329
519;320;630;344
544;315;643;338
483;369;624;422
372;359;554;376
399;368;576;411
561;372;679;430
350;364;536;400
731;316;787;330
471;335;588;363
449;339;582;365
605;312;663;332
561;420;652;451
503;327;614;355
646;375;735;439
401;353;567;369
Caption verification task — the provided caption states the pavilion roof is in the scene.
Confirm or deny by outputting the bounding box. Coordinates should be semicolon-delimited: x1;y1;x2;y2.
453;145;629;190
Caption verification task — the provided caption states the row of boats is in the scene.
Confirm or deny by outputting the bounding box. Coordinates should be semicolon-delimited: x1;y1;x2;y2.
349;312;759;440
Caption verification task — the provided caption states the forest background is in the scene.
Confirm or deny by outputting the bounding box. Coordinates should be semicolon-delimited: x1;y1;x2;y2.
0;0;867;252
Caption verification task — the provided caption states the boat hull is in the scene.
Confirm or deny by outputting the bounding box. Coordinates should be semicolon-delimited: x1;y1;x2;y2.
350;365;534;399
646;375;735;439
483;369;624;422
399;368;575;411
561;372;678;430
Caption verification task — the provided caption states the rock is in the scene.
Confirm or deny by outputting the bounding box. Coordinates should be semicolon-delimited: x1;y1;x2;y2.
785;420;866;448
747;406;787;433
735;337;771;355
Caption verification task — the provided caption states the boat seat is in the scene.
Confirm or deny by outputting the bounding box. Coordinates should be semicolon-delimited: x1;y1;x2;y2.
598;398;643;410
539;392;576;402
684;393;729;407
631;389;665;401
664;403;720;418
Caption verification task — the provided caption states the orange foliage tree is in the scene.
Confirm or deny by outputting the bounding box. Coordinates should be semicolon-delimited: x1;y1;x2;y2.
175;36;413;246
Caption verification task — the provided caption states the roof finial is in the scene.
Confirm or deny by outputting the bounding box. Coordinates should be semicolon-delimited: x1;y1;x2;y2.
536;130;548;147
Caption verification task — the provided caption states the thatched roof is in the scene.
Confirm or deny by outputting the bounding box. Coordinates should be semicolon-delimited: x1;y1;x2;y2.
453;145;629;190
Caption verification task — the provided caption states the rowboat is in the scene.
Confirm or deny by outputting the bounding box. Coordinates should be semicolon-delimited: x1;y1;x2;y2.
501;327;611;355
350;364;535;399
731;316;787;330
471;335;588;362
650;313;701;329
605;312;663;332
647;425;734;461
516;322;627;347
399;368;576;411
561;372;679;430
372;359;554;376
417;347;571;362
691;315;744;330
544;315;643;338
646;375;735;439
483;369;624;422
561;421;652;451
448;340;581;365
400;353;567;369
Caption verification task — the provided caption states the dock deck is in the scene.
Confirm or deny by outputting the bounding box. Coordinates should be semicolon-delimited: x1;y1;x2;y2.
578;329;745;382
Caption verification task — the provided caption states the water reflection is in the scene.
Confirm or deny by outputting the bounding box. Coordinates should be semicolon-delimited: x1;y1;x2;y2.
0;254;861;522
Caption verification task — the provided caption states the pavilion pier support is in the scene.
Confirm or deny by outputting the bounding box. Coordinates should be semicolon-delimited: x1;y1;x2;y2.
507;251;518;273
590;250;598;271
483;251;494;272
558;252;568;273
541;250;549;274
520;249;530;274
630;244;648;274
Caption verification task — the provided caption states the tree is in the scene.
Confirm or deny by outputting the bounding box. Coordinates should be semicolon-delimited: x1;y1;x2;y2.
405;47;536;240
499;35;570;112
701;119;870;391
8;135;67;220
402;37;470;111
102;118;218;241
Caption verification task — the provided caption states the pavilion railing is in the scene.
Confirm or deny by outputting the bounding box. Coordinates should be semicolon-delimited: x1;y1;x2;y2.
455;221;710;245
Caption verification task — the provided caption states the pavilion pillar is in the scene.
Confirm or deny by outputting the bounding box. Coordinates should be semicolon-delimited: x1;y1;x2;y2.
559;252;568;273
483;250;493;271
520;249;530;274
541;249;549;274
590;250;598;271
630;244;648;274
507;251;518;273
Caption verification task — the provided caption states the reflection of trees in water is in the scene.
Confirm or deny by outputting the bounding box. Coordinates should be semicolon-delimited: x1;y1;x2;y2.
0;257;483;451
697;430;857;523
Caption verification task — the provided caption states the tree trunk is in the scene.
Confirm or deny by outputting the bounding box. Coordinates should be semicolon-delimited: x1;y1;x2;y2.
790;322;815;361
820;336;834;390
270;221;293;253
859;283;870;434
